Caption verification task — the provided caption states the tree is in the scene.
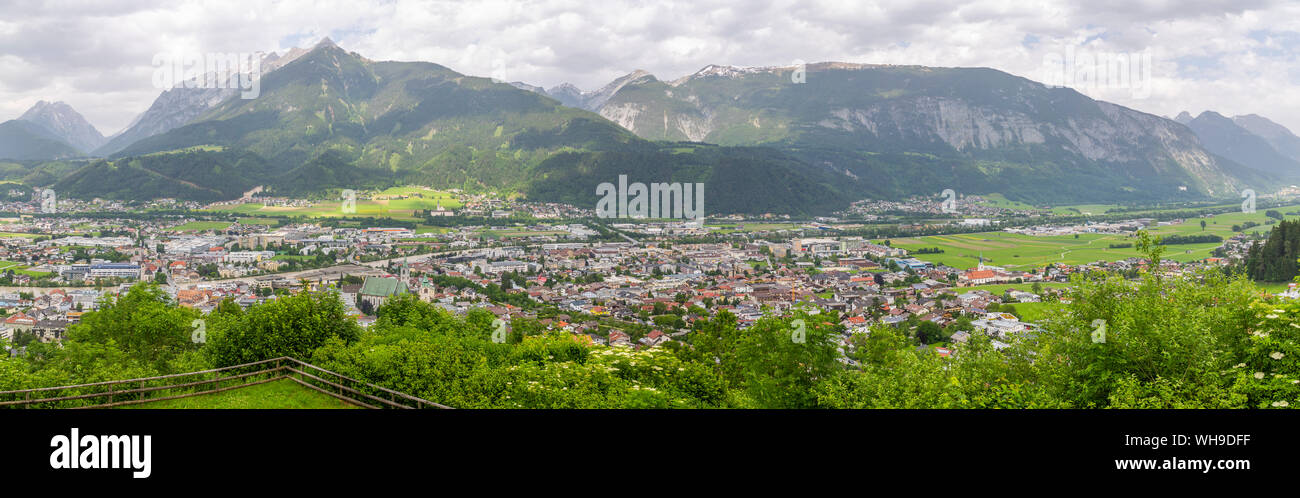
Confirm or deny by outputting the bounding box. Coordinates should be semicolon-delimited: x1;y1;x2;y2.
734;310;842;408
206;290;362;367
65;284;199;371
916;321;944;344
1134;230;1166;273
1200;220;1207;231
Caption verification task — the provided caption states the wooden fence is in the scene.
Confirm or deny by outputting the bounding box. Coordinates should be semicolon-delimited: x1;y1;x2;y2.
0;357;451;410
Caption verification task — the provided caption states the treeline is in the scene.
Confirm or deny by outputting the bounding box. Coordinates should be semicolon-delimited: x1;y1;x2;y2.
1158;234;1222;245
1246;219;1300;282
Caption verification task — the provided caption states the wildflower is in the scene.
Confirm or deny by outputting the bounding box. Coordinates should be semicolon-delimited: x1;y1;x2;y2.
1271;401;1289;408
1233;363;1246;369
1255;372;1266;379
1271;352;1285;360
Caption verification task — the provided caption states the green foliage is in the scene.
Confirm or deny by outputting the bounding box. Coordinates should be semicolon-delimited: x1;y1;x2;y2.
205;290;361;366
1246;219;1300;281
733;311;842;408
65;284;200;371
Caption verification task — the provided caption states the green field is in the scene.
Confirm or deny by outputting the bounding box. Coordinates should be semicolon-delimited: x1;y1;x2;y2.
120;379;361;409
975;193;1036;211
167;221;232;232
1009;301;1067;322
237;217;279;226
882;205;1300;270
203;188;463;221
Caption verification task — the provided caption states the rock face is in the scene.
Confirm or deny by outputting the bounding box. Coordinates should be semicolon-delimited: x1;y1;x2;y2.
18;101;105;153
95;86;239;156
566;62;1273;201
535;70;656;112
95;49;309;156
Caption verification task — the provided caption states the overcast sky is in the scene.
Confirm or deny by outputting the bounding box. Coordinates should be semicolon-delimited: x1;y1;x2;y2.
1;0;1296;135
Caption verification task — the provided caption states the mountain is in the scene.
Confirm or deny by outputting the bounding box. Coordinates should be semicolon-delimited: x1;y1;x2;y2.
56;42;844;215
49;47;1282;213
1177;111;1300;177
0;120;82;161
95;48;310;156
1233;114;1300;164
573;62;1264;203
537;71;655;111
17;101;105;153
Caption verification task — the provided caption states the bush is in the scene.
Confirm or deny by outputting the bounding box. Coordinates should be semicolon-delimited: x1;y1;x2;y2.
206;290;361;366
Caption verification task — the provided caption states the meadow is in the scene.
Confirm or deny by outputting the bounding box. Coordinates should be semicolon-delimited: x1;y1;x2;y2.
880;204;1300;270
166;221;233;232
205;189;462;221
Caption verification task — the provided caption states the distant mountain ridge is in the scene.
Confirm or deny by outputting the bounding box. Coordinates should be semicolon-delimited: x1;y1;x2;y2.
1175;111;1300;177
18;101;105;153
0;119;83;161
533;62;1274;203
54;42;845;215
23;43;1300;214
95;47;311;156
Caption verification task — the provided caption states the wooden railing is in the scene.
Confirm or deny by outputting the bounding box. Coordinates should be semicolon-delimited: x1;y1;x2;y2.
0;357;451;410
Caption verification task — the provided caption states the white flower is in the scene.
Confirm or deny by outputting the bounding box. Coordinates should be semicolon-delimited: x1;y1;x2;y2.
1255;372;1266;379
1266;314;1279;319
1271;352;1285;360
1233;363;1246;368
1271;401;1289;408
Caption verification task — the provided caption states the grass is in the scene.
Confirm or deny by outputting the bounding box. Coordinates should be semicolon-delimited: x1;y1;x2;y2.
120;379;362;409
880;205;1300;270
975;193;1036;211
237;217;279;226
1009;301;1067;323
204;189;462;221
167;221;232;232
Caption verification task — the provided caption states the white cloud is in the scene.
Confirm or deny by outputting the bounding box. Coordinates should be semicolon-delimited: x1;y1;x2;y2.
0;0;1295;135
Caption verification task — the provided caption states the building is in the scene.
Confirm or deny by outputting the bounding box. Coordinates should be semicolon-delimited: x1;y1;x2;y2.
358;276;409;310
89;263;141;279
224;251;276;264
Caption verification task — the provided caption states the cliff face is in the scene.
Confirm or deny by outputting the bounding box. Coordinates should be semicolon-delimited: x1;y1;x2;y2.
584;62;1261;201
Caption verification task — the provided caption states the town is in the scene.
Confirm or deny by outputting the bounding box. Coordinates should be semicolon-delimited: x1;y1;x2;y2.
2;186;1284;363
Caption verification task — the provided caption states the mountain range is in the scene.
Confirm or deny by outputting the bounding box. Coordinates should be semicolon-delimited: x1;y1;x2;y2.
6;40;1300;215
1175;111;1300;177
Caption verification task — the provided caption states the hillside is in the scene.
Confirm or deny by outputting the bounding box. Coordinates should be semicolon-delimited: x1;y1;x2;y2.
18;101;106;153
1177;111;1300;177
59;42;847;215
582;63;1269;204
46;48;1285;213
0;120;82;161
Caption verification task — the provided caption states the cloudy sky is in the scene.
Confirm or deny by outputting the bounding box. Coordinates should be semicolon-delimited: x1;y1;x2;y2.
1;0;1297;135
